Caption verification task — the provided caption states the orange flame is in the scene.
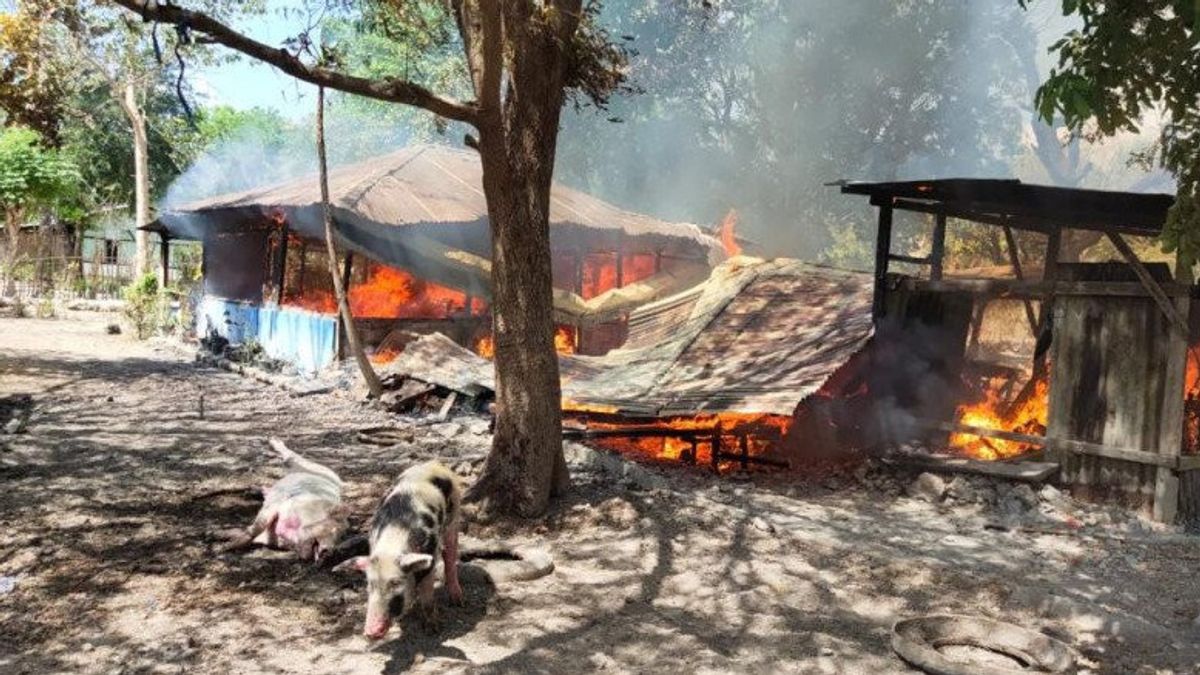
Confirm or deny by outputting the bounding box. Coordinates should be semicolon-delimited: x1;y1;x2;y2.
564;409;791;471
474;334;495;358
474;326;575;359
949;375;1048;460
718;209;742;257
283;262;479;319
1185;347;1200;454
582;254;618;300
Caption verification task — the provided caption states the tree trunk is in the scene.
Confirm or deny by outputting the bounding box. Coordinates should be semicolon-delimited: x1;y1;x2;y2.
123;82;151;279
315;86;382;399
466;10;575;518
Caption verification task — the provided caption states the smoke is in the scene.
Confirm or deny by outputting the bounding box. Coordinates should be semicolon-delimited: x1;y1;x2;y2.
162;100;464;210
553;0;1170;264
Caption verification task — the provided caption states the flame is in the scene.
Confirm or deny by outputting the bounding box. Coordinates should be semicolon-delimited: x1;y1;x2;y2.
370;347;402;364
283;262;480;319
474;334;495;359
564;409;791;471
1185;347;1200;454
949;375;1048;460
474;326;575;359
623;253;658;284
582;254;618;300
718;209;742;257
349;264;470;318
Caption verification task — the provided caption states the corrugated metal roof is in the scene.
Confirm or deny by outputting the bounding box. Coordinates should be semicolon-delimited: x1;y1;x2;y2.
563;257;874;416
159;144;724;262
382;258;874;417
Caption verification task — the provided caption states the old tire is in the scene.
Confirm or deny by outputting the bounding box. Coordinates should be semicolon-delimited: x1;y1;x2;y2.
892;615;1074;675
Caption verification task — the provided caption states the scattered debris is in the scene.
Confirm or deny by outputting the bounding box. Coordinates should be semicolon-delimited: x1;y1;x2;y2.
105;323;121;335
0;575;16;594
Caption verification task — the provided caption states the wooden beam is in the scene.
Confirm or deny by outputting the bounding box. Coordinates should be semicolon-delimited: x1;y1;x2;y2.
275;226;288;305
930;213;947;280
873;205;894;321
888;253;931;265
919;418;1194;470
159;234;170;286
1105;229;1188;336
885;455;1059;483
337;252;354;360
1002;225;1039;337
895;277;1190;299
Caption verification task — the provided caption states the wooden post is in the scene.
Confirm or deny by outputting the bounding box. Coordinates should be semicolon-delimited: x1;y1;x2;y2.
296;240;308;298
1154;251;1192;523
338;252;354;360
710;425;722;473
574;252;585;296
158;234;170;286
654;250;663;274
615;247;624;288
1002;225;1039;337
1037;228;1061;327
275;226;289;305
873;205;894;322
930;213;946;281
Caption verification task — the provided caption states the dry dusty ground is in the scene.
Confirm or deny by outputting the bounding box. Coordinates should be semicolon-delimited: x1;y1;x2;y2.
2;313;1200;675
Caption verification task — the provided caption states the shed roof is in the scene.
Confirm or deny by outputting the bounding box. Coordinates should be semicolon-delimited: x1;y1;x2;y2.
841;179;1175;236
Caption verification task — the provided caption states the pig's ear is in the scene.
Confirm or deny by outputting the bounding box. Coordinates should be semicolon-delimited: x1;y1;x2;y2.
398;553;434;574
333;556;370;573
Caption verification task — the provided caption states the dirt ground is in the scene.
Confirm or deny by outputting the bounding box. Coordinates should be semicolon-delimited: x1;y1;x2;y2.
2;313;1200;674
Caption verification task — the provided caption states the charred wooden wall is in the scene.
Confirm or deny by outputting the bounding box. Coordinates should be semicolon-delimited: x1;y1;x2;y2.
1046;263;1191;521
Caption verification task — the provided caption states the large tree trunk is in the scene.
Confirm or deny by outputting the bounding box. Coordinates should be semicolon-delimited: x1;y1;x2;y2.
467;8;576;518
123;82;151;279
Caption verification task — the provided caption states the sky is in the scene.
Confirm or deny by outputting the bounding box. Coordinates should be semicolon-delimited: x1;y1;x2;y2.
190;3;324;119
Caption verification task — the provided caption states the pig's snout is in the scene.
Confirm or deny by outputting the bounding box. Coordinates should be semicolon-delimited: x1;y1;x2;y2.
363;617;391;640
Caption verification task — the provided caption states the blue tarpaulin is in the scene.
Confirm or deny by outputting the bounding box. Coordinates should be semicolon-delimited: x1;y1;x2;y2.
197;296;337;374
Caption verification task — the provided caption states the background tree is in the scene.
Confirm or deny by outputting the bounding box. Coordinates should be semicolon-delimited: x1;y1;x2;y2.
1021;0;1200;267
0;126;80;290
108;0;632;517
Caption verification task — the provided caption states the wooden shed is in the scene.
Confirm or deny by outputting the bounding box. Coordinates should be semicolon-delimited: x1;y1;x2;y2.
842;179;1200;526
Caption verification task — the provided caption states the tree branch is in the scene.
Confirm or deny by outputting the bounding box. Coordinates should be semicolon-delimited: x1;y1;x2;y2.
105;0;481;126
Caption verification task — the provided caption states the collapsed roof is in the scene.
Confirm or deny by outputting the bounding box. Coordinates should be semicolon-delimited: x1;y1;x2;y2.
154;145;725;306
383;257;875;417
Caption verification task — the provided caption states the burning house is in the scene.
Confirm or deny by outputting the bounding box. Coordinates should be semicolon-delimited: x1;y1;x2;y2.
842;178;1200;526
149;145;725;371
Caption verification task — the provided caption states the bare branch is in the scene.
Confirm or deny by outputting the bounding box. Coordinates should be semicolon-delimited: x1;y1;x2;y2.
105;0;480;125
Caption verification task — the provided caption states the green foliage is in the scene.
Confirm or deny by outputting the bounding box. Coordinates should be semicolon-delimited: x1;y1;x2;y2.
122;272;162;339
1026;0;1200;267
0;127;80;216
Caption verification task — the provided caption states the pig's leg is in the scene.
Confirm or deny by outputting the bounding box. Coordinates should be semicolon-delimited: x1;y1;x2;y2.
416;572;439;630
221;510;275;553
442;527;463;605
